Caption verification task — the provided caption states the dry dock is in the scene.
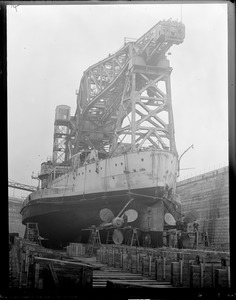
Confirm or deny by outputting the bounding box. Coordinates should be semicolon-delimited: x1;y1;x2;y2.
9;236;230;295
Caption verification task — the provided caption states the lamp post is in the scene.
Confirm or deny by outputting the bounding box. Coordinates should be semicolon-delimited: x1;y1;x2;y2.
177;144;194;177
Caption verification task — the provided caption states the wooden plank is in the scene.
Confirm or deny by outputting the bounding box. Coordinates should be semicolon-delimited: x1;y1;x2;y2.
215;269;229;288
95;279;166;285
95;274;135;277
34;256;92;268
34;263;40;289
94;275;143;279
106;280;173;288
228;266;231;288
200;263;204;288
48;263;60;289
81;264;93;287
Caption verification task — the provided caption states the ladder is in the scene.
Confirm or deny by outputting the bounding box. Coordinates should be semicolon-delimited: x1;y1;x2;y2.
106;229;114;244
129;228;140;247
24;222;41;245
86;226;101;256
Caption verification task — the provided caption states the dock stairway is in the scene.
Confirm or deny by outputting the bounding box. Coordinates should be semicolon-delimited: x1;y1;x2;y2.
93;267;172;288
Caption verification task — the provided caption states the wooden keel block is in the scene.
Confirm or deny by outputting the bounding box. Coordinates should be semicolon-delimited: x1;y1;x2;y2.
131;255;137;273
148;255;152;277
164;260;172;282
202;263;214;288
142;256;148;276
182;261;191;288
171;262;180;287
136;253;140;273
215;268;229;288
150;257;156;279
122;252;128;271
155;258;163;281
190;265;201;288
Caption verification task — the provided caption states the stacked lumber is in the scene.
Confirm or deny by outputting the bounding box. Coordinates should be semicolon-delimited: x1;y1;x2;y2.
66;243;86;257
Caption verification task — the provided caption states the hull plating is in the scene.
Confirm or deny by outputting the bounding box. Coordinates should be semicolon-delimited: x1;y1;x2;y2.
21;150;179;246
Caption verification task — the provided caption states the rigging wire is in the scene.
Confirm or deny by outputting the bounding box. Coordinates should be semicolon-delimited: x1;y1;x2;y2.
180;4;183;23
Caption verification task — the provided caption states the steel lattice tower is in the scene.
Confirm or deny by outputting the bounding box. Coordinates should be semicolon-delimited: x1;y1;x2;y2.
52;105;71;164
72;20;185;158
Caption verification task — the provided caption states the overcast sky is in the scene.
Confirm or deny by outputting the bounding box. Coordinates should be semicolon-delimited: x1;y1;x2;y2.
7;3;228;198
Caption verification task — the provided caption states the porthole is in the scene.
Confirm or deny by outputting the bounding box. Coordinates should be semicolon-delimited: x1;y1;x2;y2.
89;170;91;173
100;167;102;170
115;163;117;166
141;158;144;162
121;162;123;165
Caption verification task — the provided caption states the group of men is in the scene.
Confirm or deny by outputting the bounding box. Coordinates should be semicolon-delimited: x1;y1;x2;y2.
174;215;199;249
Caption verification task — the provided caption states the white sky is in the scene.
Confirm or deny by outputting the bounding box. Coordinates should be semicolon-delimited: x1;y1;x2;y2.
7;3;228;198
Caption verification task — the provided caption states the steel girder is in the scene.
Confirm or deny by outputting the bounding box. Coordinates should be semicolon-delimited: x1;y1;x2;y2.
73;19;185;156
8;180;37;192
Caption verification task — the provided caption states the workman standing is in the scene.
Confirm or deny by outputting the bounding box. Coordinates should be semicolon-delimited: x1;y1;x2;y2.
123;213;128;227
193;220;199;231
176;214;187;248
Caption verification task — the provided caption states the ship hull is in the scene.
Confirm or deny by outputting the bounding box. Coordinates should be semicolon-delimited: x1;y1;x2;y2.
21;186;179;247
21;150;179;247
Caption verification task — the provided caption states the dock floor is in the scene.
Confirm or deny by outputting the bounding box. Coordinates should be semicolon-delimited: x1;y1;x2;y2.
69;255;173;288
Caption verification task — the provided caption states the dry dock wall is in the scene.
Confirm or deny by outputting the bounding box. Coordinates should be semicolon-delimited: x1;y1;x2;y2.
176;166;229;250
9;197;26;238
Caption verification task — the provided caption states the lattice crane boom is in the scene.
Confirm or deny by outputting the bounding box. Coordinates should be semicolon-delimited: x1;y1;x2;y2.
72;19;185;157
134;19;185;64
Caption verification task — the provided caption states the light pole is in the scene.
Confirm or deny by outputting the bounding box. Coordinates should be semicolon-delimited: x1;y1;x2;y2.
177;144;194;177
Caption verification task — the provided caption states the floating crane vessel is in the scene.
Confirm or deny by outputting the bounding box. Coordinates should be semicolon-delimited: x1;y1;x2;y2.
21;20;185;248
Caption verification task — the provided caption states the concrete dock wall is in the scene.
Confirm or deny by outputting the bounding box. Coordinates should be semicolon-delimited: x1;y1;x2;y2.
176;167;229;250
9;197;26;238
